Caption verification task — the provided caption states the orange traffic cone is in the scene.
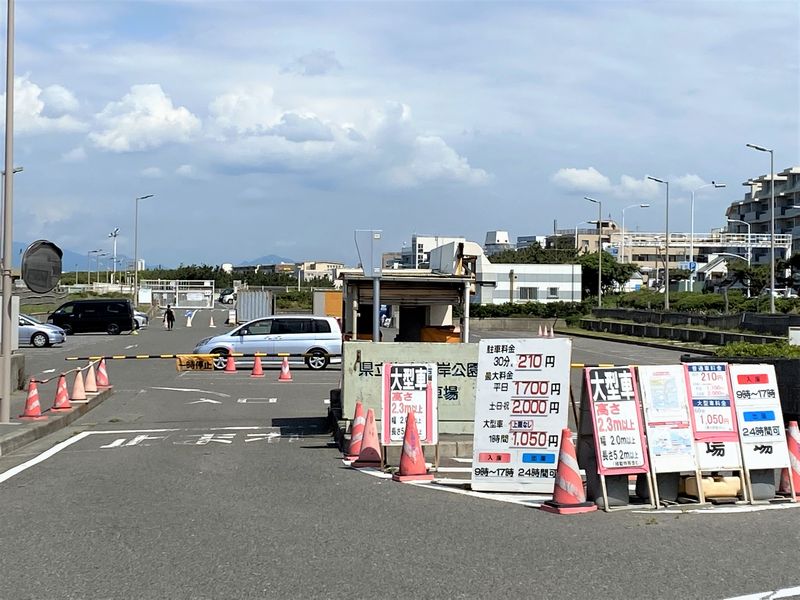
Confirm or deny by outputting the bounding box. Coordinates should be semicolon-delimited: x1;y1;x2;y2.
537;324;543;337
540;428;597;514
780;421;800;496
71;370;87;402
224;354;236;373
278;356;293;382
85;363;98;393
351;408;382;468
250;356;265;378
345;402;365;460
392;410;434;482
19;379;47;420
96;358;110;388
51;374;72;411
549;326;555;338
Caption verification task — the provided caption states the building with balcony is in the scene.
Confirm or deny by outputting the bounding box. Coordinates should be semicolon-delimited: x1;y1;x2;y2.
725;166;800;265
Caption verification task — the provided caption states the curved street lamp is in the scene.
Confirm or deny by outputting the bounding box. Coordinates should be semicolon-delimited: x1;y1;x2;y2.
647;176;670;310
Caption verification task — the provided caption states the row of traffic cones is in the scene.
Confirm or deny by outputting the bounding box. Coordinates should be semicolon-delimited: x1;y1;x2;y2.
537;324;555;338
224;354;293;382
19;359;111;420
344;402;434;482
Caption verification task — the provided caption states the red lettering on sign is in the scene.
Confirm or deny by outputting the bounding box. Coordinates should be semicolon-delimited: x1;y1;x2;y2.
478;452;511;463
737;374;768;385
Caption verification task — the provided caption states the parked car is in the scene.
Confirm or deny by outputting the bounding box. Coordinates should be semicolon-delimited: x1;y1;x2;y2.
218;288;236;304
193;315;342;370
48;299;136;335
19;313;66;347
134;310;149;329
759;288;799;299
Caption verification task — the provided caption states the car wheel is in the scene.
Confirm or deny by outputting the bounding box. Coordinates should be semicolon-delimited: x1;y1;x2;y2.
305;350;329;371
107;323;121;335
31;332;49;348
62;324;73;335
212;350;229;370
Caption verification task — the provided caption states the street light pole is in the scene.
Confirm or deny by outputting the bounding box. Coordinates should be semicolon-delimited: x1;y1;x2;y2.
133;194;154;307
87;249;102;287
584;196;602;308
0;0;14;423
689;181;726;292
647;176;670;310
747;143;776;313
621;203;650;264
728;218;752;297
108;227;119;284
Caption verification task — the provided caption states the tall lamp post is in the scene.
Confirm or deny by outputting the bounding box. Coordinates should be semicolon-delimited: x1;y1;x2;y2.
133;194;154;307
87;249;102;286
584;196;603;308
621;203;650;264
689;181;726;291
727;218;752;297
0;0;15;423
108;227;119;284
746;143;776;313
647;176;670;310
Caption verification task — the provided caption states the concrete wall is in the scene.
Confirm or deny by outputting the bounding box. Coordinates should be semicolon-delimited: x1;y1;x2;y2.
581;318;784;346
470;318;567;331
342;341;479;434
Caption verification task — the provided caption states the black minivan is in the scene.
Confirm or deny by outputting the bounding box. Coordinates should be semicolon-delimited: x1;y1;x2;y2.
48;299;136;335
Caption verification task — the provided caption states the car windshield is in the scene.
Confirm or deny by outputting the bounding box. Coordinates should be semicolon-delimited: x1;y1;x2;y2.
21;314;41;324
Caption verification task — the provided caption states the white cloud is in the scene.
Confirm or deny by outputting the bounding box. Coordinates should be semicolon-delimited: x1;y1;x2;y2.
1;76;86;134
268;113;334;143
176;164;196;177
672;174;707;191
207;85;281;137
61;146;86;163
41;84;80;114
388;135;489;187
551;167;612;193
283;49;342;76
90;84;201;152
141;166;163;178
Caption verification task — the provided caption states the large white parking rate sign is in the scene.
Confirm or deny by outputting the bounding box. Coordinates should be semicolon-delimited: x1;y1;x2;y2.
471;338;572;493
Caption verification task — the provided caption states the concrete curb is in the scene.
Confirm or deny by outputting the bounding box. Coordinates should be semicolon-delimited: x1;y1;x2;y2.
555;328;718;356
0;387;114;457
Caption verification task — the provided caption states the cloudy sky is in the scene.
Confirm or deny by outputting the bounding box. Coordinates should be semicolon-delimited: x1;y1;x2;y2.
3;0;798;267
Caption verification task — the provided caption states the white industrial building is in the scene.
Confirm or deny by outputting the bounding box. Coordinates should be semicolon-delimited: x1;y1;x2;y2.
401;234;466;268
429;241;582;305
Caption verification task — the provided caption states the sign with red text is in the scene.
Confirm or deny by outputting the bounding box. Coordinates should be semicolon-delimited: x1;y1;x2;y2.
381;363;437;446
585;367;649;475
685;363;742;471
471;338;572;493
637;365;698;474
729;364;789;471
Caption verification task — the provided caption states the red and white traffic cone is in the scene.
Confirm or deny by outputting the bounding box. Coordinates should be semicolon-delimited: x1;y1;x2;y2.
250;356;265;378
351;408;382;468
19;379;47;420
345;402;365;460
540;428;597;514
278;356;293;382
392;410;434;482
84;362;98;393
71;370;87;402
96;358;110;388
51;374;72;411
224;354;236;374
780;421;800;496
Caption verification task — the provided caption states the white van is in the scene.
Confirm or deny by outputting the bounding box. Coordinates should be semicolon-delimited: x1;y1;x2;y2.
193;315;342;370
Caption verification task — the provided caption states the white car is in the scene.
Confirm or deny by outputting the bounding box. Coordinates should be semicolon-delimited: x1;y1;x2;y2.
19;314;67;347
134;310;149;329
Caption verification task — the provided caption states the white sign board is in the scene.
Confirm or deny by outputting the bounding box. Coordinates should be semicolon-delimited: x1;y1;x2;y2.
585;367;650;474
637;365;698;474
381;363;438;446
472;338;572;493
729;364;790;471
685;363;742;471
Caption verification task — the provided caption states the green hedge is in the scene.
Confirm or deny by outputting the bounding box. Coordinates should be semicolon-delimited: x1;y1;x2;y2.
470;301;590;319
614;290;800;315
715;341;800;358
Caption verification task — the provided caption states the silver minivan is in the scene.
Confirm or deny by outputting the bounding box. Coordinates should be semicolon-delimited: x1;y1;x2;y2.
193;315;342;370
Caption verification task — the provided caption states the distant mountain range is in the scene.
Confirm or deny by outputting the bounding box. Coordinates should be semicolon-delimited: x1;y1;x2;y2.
237;255;295;266
11;242;295;272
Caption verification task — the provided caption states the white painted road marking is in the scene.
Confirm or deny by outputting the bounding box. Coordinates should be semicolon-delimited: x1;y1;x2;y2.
237;398;277;404
152;387;230;398
722;585;800;599
245;433;281;443
124;344;138;350
188;398;222;404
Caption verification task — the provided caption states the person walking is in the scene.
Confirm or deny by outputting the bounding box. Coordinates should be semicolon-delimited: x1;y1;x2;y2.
164;305;175;331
